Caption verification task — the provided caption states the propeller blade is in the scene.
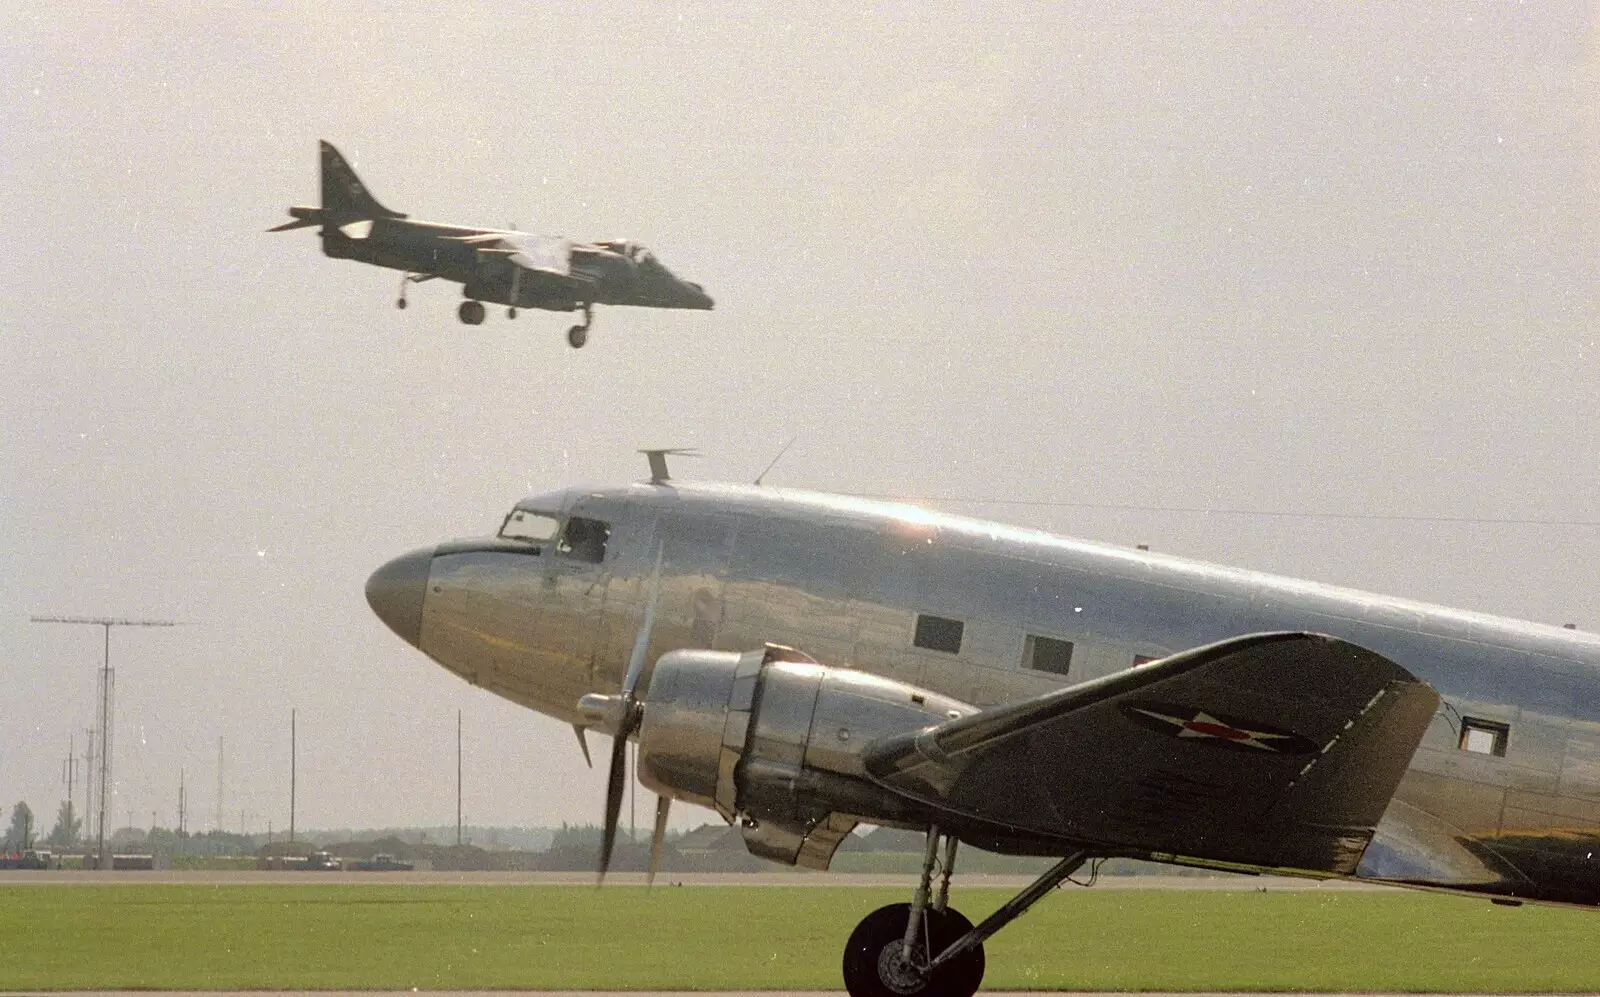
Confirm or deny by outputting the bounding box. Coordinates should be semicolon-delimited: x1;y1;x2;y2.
647;795;671;887
597;540;665;884
597;730;630;882
621;544;666;697
573;725;592;768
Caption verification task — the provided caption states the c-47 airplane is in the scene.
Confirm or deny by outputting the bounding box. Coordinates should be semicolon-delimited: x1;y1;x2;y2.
366;470;1600;997
272;142;714;348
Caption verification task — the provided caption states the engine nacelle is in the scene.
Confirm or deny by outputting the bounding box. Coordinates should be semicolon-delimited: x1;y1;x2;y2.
637;644;974;867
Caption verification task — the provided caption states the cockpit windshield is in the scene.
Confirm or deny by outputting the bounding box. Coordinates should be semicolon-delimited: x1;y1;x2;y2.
600;240;655;265
499;508;560;543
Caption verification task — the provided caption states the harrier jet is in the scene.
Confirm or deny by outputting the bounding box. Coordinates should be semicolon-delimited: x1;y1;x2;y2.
366;466;1600;997
272;142;713;348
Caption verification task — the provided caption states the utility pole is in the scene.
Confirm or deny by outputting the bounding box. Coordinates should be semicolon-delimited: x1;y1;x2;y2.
31;615;176;869
83;727;96;848
289;709;296;845
62;736;77;847
215;737;224;834
178;768;186;838
456;710;463;847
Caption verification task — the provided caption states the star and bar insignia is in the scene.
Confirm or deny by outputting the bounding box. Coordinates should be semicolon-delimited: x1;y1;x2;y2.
1120;702;1319;755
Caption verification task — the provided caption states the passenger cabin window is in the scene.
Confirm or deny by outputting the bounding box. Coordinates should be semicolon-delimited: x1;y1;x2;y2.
1459;717;1509;757
499;509;560;544
1023;634;1074;676
557;516;611;564
913;614;964;654
1133;654;1157;666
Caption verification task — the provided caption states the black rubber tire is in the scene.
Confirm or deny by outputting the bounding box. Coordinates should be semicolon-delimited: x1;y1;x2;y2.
567;325;588;348
396;298;408;310
507;307;518;318
458;300;486;325
842;902;984;997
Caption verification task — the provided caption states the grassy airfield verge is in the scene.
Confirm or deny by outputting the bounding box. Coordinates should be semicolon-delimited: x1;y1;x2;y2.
3;884;1600;992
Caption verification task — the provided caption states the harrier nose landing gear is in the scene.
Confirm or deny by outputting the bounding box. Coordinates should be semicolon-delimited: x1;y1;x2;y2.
840;826;1089;997
566;302;593;349
457;299;486;325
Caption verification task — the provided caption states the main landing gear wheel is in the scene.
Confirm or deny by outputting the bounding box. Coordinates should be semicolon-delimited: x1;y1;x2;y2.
507;307;518;319
457;300;486;325
843;903;984;997
841;825;1087;997
395;298;407;310
566;302;594;348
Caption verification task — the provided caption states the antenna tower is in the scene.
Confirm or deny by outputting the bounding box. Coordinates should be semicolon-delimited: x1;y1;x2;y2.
31;615;177;868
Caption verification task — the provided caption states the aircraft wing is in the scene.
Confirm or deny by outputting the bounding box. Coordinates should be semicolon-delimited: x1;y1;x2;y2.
862;632;1439;875
454;232;573;276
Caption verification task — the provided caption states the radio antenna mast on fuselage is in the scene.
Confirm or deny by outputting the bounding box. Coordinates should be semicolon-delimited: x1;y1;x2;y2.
639;448;701;485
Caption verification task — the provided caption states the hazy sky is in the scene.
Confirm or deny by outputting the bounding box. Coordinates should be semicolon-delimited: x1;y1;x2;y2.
3;3;1597;837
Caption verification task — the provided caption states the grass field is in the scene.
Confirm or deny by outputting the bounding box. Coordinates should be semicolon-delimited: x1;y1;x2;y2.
4;884;1600;992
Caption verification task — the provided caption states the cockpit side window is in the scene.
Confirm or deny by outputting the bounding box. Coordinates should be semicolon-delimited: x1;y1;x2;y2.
557;516;611;564
499;508;561;544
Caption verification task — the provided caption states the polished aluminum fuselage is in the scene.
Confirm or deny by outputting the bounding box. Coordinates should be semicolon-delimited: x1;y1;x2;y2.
415;481;1600;904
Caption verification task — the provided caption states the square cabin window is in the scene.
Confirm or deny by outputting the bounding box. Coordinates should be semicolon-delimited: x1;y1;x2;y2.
1023;634;1074;676
557;516;611;564
913;614;964;654
1459;717;1509;757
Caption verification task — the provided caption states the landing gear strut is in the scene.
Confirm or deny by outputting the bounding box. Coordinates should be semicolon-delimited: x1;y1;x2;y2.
396;272;435;309
566;302;593;349
458;299;486;325
840;825;1088;997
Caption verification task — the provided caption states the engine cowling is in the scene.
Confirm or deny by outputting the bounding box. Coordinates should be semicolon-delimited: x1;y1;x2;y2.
636;644;974;867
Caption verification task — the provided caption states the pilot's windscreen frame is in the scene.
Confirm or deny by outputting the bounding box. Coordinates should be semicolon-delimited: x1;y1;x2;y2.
499;509;560;543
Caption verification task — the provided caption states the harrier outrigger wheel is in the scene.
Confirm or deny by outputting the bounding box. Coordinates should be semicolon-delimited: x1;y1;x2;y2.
458;299;486;325
397;272;435;310
566;302;593;348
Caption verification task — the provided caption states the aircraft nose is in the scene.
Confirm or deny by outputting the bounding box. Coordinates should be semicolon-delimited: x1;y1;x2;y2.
682;281;713;310
365;546;434;648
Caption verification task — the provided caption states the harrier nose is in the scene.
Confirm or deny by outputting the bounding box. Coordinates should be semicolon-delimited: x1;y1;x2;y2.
365;546;433;648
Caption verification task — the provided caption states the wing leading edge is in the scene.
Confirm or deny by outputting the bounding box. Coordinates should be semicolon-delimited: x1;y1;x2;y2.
450;232;574;277
863;632;1439;876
